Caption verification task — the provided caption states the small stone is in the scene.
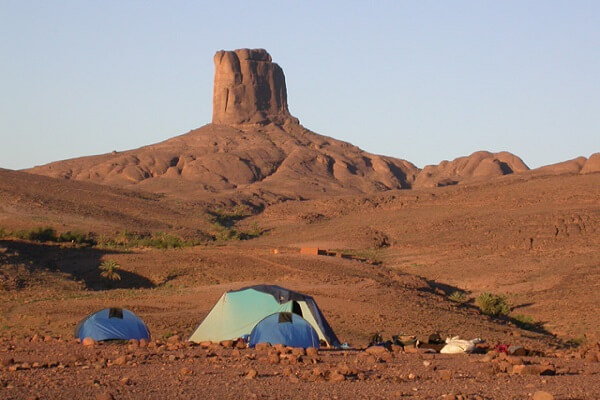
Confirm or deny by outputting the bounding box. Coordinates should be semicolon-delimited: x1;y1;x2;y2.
291;347;306;356
95;392;115;400
1;357;14;367
199;341;212;349
82;337;96;347
532;391;554;400
113;356;127;366
167;335;181;344
255;342;271;351
366;345;388;354
306;347;318;356
220;340;234;348
139;339;148;347
268;353;280;364
508;345;527;356
439;369;452;381
330;371;345;381
407;373;416;380
235;341;247;350
245;369;258;379
585;352;599;363
180;367;193;376
120;377;131;385
128;339;139;347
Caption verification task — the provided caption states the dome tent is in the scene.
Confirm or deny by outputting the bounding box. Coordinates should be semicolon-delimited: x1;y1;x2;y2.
189;285;340;347
75;308;150;342
249;312;320;348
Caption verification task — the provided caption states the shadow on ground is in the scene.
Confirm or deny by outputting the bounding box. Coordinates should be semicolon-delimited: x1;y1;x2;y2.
422;278;554;337
0;239;155;291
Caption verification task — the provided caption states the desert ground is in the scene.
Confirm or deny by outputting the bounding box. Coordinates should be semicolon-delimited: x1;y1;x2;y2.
1;167;599;399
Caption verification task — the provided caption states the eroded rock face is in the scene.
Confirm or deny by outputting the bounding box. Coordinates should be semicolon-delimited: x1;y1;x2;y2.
212;48;297;126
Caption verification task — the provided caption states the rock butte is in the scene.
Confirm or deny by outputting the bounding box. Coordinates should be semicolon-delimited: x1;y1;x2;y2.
212;48;297;126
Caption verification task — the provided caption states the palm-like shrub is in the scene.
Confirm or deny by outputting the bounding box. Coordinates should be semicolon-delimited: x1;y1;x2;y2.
99;260;121;281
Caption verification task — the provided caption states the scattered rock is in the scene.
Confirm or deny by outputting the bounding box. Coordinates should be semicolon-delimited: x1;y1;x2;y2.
220;340;234;348
267;353;280;364
95;392;115;400
255;343;271;351
167;335;181;344
245;369;258;379
366;345;388;354
306;347;318;356
533;391;554;400
82;337;96;347
329;371;345;382
235;341;247;350
439;369;452;381
1;357;14;367
180;367;193;376
113;356;127;366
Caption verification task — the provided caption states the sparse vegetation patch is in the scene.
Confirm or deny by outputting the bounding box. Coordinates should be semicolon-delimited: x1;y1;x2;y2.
448;291;468;304
476;292;510;317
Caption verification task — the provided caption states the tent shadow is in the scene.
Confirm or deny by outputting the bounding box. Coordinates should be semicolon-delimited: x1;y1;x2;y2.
0;239;155;291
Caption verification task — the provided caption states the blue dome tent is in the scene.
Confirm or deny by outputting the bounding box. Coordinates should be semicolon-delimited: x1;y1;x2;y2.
75;308;150;341
249;312;320;348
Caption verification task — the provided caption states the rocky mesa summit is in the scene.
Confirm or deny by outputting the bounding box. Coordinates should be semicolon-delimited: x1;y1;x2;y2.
25;48;598;203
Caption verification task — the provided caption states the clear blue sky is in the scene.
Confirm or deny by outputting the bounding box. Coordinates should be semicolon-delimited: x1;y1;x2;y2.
1;1;598;170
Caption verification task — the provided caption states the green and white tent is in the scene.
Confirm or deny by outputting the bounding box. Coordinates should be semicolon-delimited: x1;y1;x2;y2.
188;285;340;347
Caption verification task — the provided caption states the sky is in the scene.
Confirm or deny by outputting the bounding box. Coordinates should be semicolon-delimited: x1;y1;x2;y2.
1;1;599;170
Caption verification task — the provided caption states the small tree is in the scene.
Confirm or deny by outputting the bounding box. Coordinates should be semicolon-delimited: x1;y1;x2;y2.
99;259;121;281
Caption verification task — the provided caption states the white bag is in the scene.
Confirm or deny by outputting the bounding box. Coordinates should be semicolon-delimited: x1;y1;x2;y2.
440;336;483;354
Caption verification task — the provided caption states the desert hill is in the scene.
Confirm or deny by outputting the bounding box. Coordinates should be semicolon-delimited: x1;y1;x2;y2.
26;49;422;203
0;168;211;236
24;48;574;203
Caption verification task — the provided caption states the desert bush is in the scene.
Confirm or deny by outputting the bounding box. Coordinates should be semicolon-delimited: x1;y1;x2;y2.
14;227;58;242
476;292;510;316
97;230;201;249
448;291;468;304
58;231;96;246
213;224;243;241
512;313;542;331
565;335;586;348
99;259;121;281
139;232;186;249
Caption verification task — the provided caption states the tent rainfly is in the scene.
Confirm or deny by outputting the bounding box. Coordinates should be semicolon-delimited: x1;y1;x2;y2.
188;285;340;347
75;308;150;342
250;312;320;348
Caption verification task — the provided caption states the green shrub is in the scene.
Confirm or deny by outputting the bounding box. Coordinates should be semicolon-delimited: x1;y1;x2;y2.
512;313;540;330
99;259;121;281
565;335;586;348
14;227;58;242
448;291;468;304
476;292;510;316
58;231;96;245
